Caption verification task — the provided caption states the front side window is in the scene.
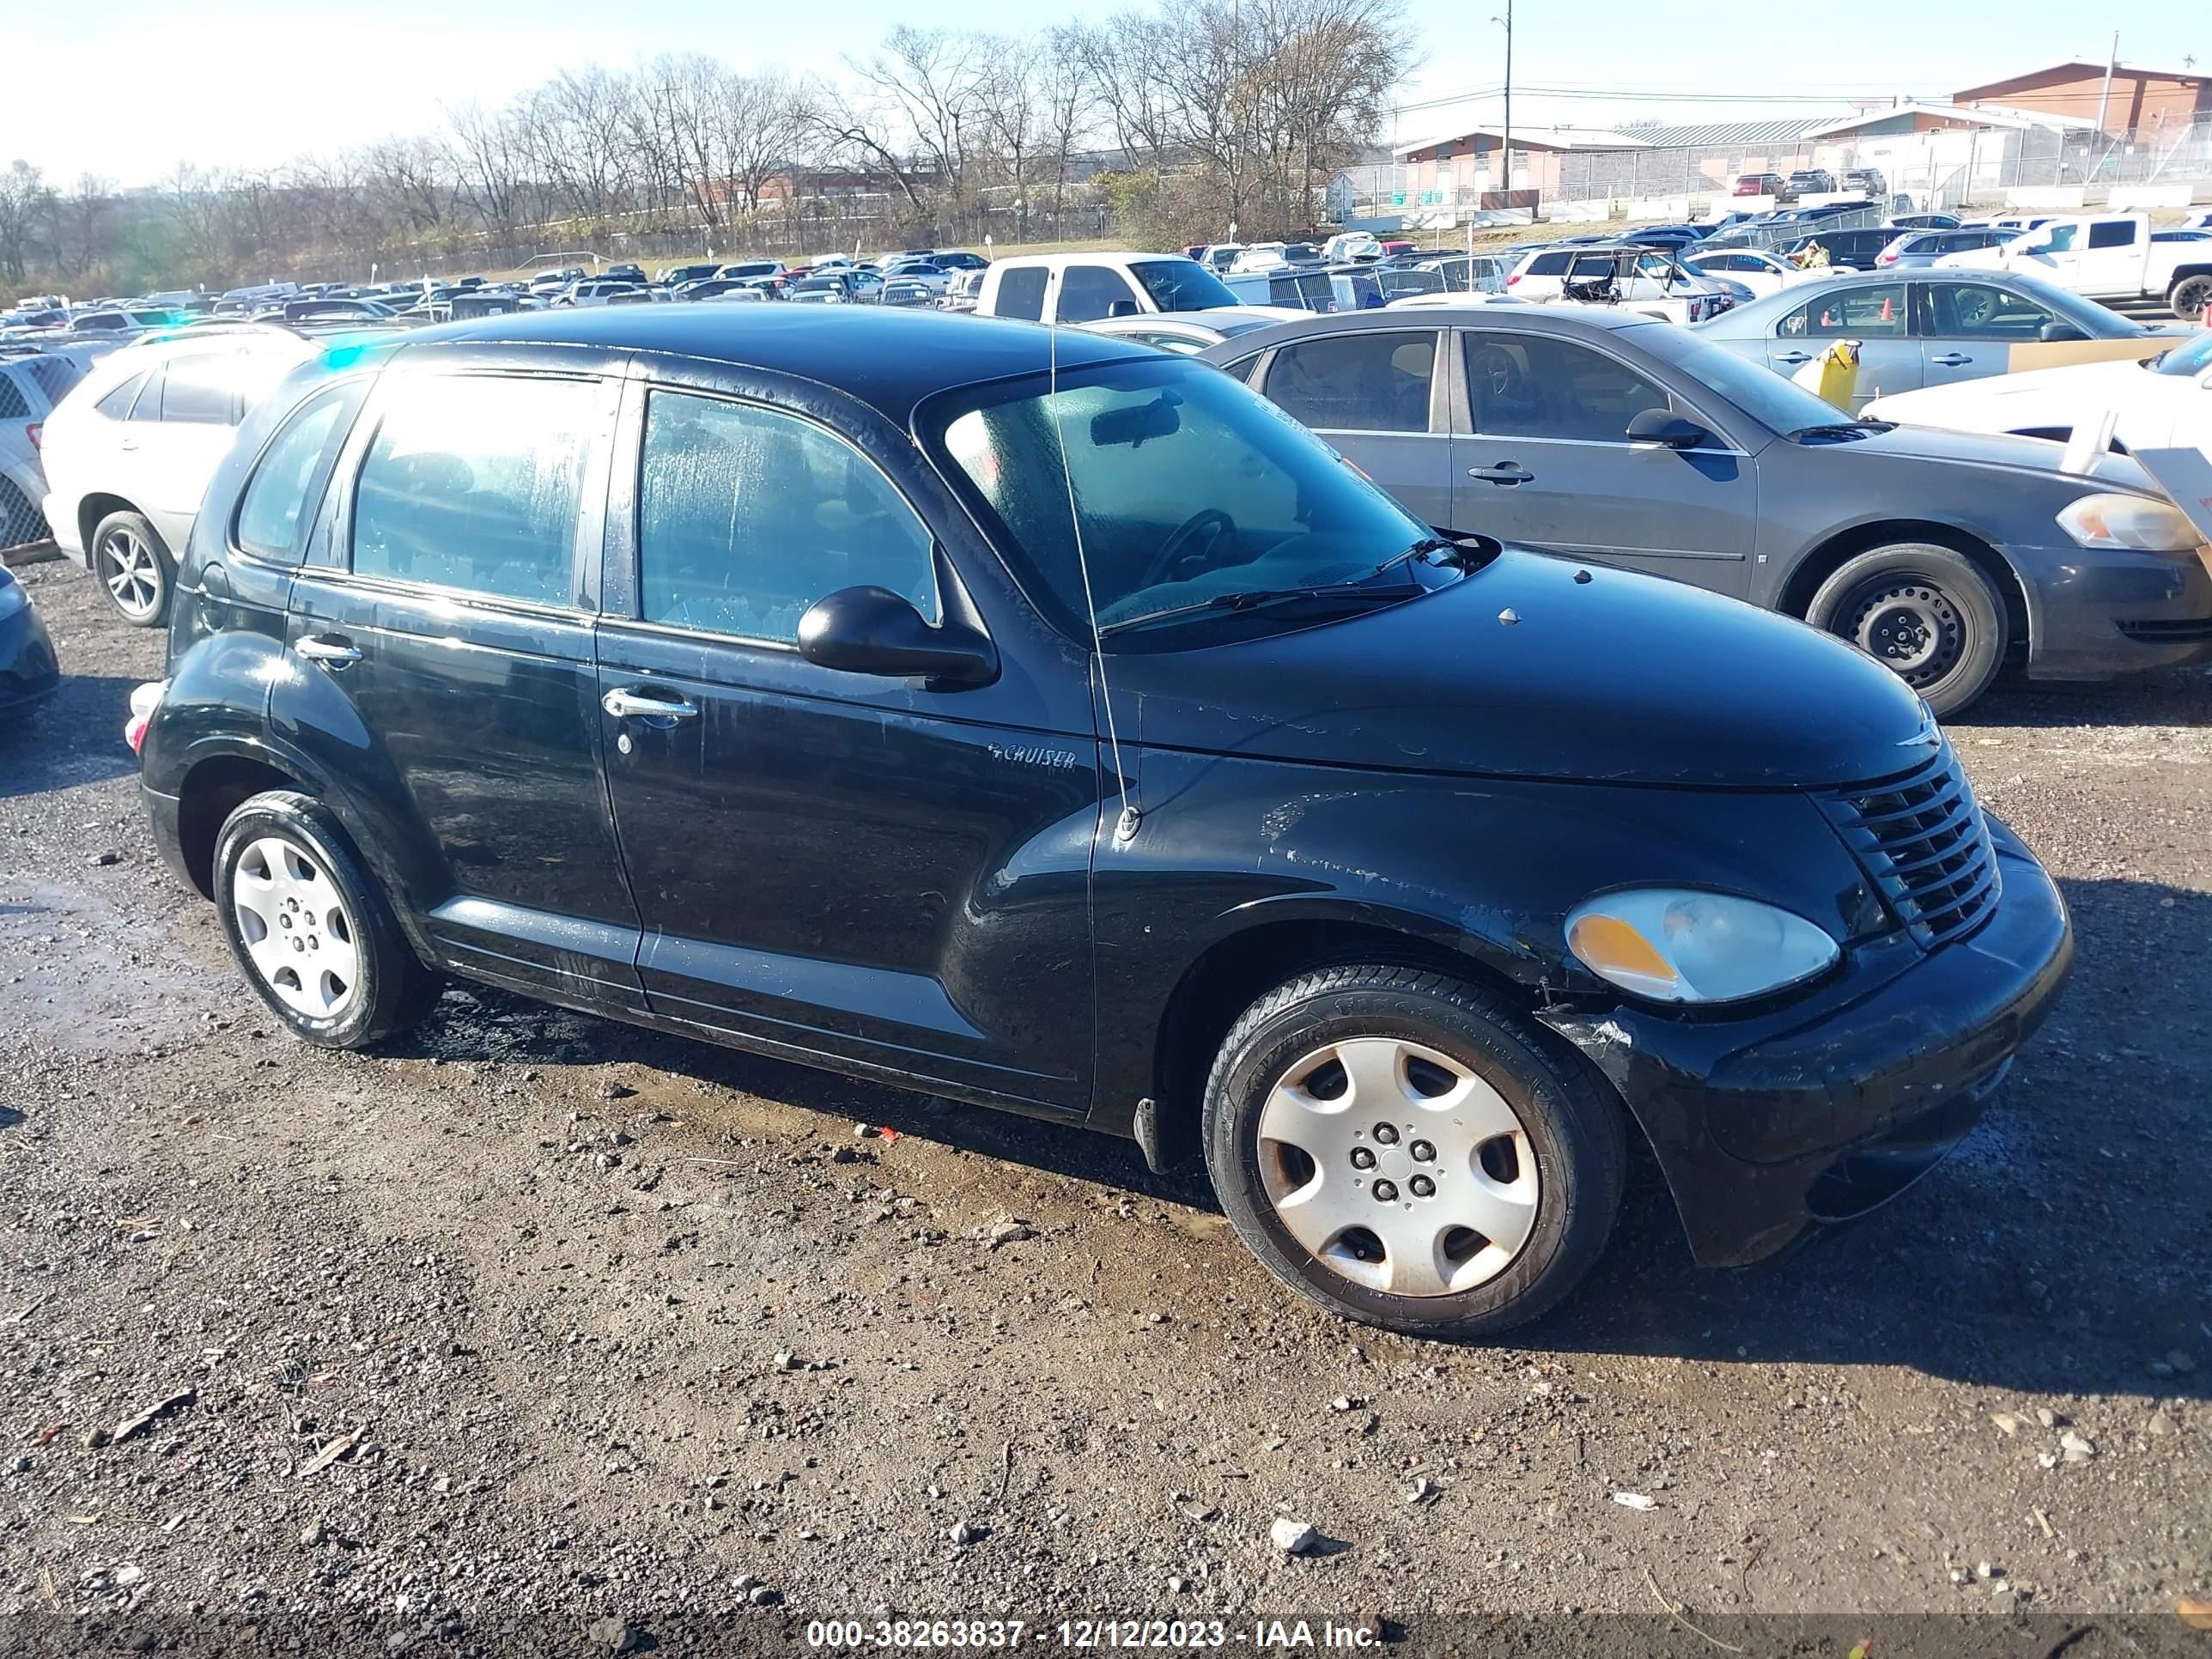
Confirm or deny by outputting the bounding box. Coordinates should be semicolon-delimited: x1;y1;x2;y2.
1922;281;2058;340
637;391;937;644
1058;265;1141;324
235;387;354;562
995;268;1048;321
2039;223;2078;252
1778;284;1905;338
350;375;594;606
1262;333;1436;433
1465;333;1670;442
1125;258;1241;313
923;357;1434;636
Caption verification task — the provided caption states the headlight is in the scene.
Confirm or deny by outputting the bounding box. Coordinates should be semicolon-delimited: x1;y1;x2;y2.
1565;888;1839;1005
2056;493;2201;552
0;578;24;622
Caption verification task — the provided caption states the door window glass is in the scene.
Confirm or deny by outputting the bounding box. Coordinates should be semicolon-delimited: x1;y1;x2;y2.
1261;333;1435;432
1923;282;2059;340
1464;334;1671;442
994;267;1048;321
159;354;244;424
235;388;352;561
2087;220;2136;249
637;391;939;644
2039;223;2078;252
1778;284;1905;337
350;375;594;606
95;371;149;418
1058;264;1141;323
0;376;24;421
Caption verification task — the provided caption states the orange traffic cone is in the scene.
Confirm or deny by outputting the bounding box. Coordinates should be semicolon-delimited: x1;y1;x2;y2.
1879;295;1893;322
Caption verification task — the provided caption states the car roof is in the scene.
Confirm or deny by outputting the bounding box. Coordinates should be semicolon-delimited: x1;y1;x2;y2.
1194;305;1661;360
402;305;1153;424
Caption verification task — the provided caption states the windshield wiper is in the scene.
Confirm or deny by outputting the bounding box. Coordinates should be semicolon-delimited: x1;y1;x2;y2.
1790;417;1897;441
1370;535;1474;578
1098;579;1419;636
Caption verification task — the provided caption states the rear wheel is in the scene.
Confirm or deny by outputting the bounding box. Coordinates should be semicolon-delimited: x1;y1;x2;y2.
1805;542;2008;717
2168;273;2212;324
89;509;173;627
1202;965;1626;1336
213;790;440;1048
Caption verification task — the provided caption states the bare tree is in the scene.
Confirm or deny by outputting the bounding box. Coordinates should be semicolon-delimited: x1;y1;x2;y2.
0;161;54;286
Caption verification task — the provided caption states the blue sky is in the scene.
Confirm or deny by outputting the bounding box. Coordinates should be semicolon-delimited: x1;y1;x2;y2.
1;0;2198;185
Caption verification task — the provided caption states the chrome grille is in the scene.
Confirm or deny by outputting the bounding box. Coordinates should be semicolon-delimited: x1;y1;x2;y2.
1820;744;2000;947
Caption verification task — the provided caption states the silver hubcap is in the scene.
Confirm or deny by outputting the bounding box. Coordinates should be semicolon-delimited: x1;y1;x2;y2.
231;836;361;1020
100;529;161;618
1257;1037;1539;1297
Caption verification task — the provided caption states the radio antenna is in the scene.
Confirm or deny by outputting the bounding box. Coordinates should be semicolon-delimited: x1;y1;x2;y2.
1047;276;1140;843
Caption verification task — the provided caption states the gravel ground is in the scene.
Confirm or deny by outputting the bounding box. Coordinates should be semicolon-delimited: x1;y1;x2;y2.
3;552;2208;1657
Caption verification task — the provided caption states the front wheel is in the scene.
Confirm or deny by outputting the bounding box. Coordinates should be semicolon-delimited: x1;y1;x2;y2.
2168;273;2212;324
213;790;440;1048
1202;966;1626;1336
1805;542;2008;717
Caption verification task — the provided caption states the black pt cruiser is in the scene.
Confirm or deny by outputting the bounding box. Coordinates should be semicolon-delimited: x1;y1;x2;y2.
131;307;2072;1334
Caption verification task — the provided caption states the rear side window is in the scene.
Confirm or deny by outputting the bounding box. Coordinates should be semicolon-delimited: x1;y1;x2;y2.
1779;283;1905;338
1261;333;1435;433
0;374;26;421
350;375;595;607
995;268;1048;321
21;358;80;405
636;390;938;644
159;354;243;425
96;371;149;418
234;387;356;562
1526;252;1572;276
2087;221;2136;249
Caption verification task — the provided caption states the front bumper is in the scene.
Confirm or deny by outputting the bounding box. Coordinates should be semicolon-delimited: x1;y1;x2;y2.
2016;540;2212;679
1542;821;2071;1267
0;596;59;713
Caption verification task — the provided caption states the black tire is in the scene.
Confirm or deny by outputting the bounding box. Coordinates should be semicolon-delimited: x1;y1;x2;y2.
212;790;440;1048
2168;273;2212;324
1202;965;1626;1337
88;508;175;628
1804;542;2008;718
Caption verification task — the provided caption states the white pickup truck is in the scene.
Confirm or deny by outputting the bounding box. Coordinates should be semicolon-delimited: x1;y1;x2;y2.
1967;212;2212;321
972;252;1300;326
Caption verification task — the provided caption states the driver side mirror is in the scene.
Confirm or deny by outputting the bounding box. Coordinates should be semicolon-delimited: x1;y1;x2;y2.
1626;407;1711;449
797;586;998;687
2037;321;2086;343
1106;299;1139;319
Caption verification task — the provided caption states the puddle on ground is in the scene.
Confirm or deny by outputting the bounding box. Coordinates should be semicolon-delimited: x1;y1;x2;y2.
0;873;227;1050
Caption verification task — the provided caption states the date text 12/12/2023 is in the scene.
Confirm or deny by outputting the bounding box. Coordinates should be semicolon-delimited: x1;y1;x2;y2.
804;1619;1385;1650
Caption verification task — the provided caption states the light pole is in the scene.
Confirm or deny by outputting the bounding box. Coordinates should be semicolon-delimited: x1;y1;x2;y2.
1492;0;1516;221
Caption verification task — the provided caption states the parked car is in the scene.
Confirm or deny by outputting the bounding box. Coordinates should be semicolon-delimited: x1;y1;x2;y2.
1507;246;1735;324
1223;266;1339;312
0;561;58;722
715;260;787;283
1886;214;1962;233
658;263;721;286
603;264;647;284
131;303;2072;1335
931;251;989;273
1200;306;2210;714
879;258;951;295
1842;167;1887;197
1229;243;1294;274
1777;228;1895;269
1415;253;1511;295
0;348;94;549
1733;172;1786;198
39;327;335;624
1321;232;1383;263
1875;228;2024;269
1379;240;1417;259
1864;330;2212;457
1972;212;2212;320
786;271;871;304
1195;244;1243;272
1784;168;1837;198
1682;248;1839;299
973;252;1298;325
1694;270;2164;410
558;280;647;309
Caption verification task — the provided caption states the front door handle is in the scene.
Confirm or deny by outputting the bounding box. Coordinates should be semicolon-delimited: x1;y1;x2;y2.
601;687;699;721
1467;462;1534;486
295;635;362;666
1776;350;1814;365
1930;352;1973;367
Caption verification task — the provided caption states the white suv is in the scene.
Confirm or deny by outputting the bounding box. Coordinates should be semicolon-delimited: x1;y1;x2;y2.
40;327;319;625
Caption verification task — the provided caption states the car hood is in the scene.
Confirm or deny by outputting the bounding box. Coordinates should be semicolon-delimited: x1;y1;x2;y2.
1111;549;1934;788
1837;417;2160;492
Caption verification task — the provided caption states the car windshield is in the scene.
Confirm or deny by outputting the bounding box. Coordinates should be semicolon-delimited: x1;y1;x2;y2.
1644;325;1858;435
921;356;1448;641
2150;333;2212;377
1126;258;1243;313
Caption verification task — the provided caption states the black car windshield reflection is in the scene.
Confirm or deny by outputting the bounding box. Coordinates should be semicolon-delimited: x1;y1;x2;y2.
921;356;1456;641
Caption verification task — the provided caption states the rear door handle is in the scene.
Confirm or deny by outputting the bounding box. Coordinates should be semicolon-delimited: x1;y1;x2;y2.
601;687;699;721
1930;352;1973;367
295;635;362;666
1467;462;1534;485
1776;350;1814;365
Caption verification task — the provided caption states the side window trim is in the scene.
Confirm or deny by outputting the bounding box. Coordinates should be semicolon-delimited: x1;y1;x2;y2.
228;380;368;567
612;380;944;654
1259;329;1445;436
327;368;610;615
